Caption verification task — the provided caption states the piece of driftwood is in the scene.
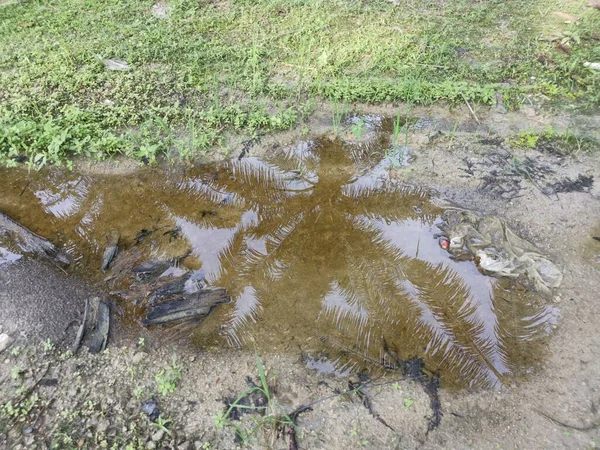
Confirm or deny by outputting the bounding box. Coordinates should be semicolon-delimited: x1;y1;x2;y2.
88;298;110;353
0;211;71;266
149;273;192;305
71;298;90;354
144;288;230;326
101;231;120;271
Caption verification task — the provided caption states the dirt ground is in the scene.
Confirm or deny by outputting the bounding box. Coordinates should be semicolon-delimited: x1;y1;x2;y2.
1;102;600;450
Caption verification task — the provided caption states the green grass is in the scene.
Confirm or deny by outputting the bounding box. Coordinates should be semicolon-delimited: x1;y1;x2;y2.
0;0;599;166
510;124;598;155
214;350;296;446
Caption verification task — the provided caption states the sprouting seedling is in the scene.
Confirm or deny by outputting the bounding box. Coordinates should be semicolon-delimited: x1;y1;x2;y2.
392;110;403;148
331;101;349;136
350;118;366;140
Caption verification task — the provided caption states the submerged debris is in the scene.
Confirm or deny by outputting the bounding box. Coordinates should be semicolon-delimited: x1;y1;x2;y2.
101;230;120;271
149;272;192;304
0;211;71;266
438;210;563;296
132;260;171;279
88;298;111;353
144;288;230;325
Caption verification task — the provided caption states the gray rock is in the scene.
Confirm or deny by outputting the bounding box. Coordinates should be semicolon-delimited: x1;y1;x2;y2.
151;1;169;19
132;352;147;364
152;430;164;442
0;333;14;353
178;441;192;450
140;397;160;421
97;419;109;433
146;441;157;450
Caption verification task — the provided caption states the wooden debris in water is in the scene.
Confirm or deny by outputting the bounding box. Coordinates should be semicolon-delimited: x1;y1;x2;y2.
88;298;110;353
143;288;230;325
100;231;120;271
0;211;71;266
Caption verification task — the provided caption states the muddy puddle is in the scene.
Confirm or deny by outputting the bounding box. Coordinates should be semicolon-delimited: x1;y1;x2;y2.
0;128;559;390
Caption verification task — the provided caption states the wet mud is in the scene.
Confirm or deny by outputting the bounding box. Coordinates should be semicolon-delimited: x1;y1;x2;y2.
0;124;561;391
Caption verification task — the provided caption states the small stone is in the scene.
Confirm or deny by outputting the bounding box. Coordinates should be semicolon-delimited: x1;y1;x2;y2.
97;419;109;433
189;355;196;362
146;441;157;450
140;397;160;421
522;106;536;118
178;441;192;450
133;352;148;364
0;333;14;353
152;430;164;442
23;427;33;435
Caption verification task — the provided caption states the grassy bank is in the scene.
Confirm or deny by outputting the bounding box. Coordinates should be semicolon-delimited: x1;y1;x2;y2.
0;0;598;167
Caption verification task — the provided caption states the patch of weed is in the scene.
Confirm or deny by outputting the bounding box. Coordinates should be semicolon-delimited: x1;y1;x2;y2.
0;0;598;166
214;350;297;446
155;356;183;396
510;126;598;155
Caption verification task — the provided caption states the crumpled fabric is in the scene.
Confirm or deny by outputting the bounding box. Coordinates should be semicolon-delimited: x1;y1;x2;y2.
438;210;563;296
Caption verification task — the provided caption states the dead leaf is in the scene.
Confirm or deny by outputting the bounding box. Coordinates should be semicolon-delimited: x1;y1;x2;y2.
556;42;572;54
551;11;578;22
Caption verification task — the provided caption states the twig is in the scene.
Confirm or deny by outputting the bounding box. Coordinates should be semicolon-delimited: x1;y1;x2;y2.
536;409;600;431
350;380;395;431
288;377;406;419
462;94;480;124
71;298;90;354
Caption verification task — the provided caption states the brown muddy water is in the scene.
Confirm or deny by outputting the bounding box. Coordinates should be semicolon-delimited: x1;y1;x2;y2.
0;130;558;390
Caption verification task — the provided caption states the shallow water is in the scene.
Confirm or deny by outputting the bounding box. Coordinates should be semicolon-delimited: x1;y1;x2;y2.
0;131;558;389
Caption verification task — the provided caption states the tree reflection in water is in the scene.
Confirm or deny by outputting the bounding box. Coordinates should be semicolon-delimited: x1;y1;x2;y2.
0;134;558;389
184;138;557;389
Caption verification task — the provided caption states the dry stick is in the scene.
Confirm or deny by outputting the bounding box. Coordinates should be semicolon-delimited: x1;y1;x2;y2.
536;409;600;431
71;298;90;354
288;377;406;420
462;94;480;124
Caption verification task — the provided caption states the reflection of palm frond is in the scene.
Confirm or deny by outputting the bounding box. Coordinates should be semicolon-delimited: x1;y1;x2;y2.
493;287;555;376
224;285;262;347
403;259;506;388
175;178;234;205
211;159;290;207
340;184;438;223
320;281;370;335
212;230;248;293
181;135;549;389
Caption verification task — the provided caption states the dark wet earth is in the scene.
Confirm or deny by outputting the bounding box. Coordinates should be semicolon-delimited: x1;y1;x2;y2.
0;133;559;390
